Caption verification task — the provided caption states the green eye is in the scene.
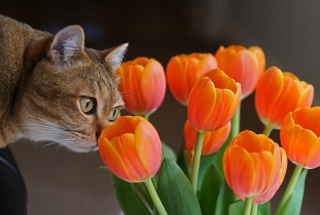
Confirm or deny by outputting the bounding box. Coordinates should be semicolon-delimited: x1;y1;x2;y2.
109;107;121;122
80;97;95;114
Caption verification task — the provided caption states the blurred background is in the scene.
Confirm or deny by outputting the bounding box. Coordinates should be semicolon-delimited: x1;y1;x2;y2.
1;0;320;214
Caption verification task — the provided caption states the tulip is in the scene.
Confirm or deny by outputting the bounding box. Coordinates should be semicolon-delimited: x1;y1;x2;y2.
116;57;166;117
223;130;287;204
98;116;162;182
215;45;265;98
187;68;241;132
255;67;314;130
166;53;218;105
280;107;320;169
184;119;230;156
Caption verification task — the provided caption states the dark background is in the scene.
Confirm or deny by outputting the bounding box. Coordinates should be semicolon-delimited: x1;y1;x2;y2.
1;1;320;214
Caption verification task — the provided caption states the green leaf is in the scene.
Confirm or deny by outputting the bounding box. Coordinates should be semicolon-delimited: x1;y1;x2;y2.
176;140;191;179
276;169;308;215
198;153;218;190
110;172;151;215
154;157;202;215
228;200;244;215
216;179;236;215
198;164;223;215
161;141;176;162
258;201;271;215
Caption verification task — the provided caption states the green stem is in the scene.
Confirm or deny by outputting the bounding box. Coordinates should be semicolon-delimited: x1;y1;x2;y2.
243;197;253;215
190;131;205;193
250;203;258;215
144;178;168;215
143;114;150;121
216;102;241;174
231;101;241;138
276;165;303;214
262;126;273;137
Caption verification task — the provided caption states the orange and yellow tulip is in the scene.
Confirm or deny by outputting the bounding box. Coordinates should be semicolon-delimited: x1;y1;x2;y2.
184;120;230;167
98;116;162;182
255;67;314;129
280;107;320;169
166;53;218;105
116;57;166;117
223;130;287;204
215;45;265;98
187;69;241;132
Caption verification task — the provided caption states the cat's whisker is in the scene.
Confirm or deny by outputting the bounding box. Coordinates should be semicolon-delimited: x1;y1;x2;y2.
40;141;56;148
119;90;139;99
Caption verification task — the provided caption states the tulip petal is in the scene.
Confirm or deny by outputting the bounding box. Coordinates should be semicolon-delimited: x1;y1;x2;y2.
188;77;217;131
268;76;303;126
116;134;150;182
287;125;317;167
203;88;235;130
254;148;287;204
297;84;314;108
98;137;133;182
255;67;283;127
232;50;260;97
223;145;255;200
306;137;320;169
101;116;135;141
135;121;162;177
141;59;166;114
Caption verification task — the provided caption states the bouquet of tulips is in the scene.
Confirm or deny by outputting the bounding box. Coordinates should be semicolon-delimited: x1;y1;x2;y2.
98;45;316;215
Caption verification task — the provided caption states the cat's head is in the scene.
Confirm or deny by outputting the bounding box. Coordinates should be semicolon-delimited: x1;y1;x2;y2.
16;25;128;152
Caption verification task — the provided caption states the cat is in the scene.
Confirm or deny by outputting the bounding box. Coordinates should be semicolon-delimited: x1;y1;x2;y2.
0;15;128;152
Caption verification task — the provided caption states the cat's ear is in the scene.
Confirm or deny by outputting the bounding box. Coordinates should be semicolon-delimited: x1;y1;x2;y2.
47;25;85;66
102;43;128;72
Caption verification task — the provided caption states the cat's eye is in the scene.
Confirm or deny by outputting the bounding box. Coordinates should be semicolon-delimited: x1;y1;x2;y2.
109;107;121;122
80;97;95;114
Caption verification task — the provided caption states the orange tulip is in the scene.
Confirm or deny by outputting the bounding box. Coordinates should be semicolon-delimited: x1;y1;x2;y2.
223;130;287;204
187;69;241;132
166;53;218;105
116;57;166;116
184;120;230;168
280;107;320;169
255;67;314;129
98;116;162;182
215;45;265;98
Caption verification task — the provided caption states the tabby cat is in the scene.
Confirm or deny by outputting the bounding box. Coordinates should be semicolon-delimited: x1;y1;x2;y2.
0;15;127;152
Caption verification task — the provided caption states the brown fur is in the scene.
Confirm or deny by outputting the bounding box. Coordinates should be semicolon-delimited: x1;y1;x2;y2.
0;15;127;152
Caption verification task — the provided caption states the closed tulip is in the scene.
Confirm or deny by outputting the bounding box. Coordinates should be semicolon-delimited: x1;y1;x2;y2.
255;67;314;129
215;45;265;98
98;116;162;182
187;69;241;132
280;107;320;169
166;53;218;105
223;130;287;204
184;119;230;168
116;57;166;117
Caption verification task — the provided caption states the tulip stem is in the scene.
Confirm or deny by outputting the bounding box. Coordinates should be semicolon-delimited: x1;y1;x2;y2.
276;165;303;214
190;131;205;193
262;126;273;137
144;178;168;215
243;197;253;215
250;203;258;215
231;101;241;138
